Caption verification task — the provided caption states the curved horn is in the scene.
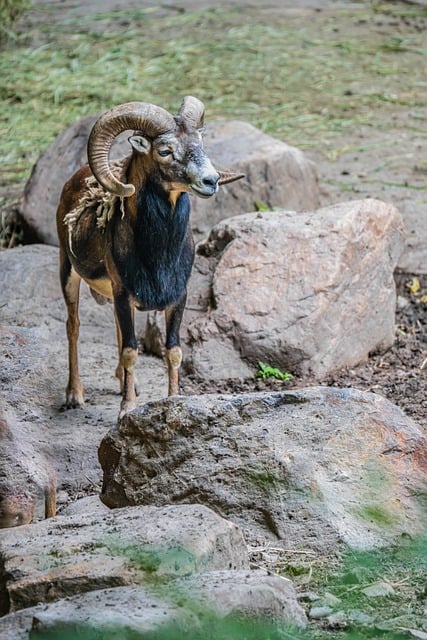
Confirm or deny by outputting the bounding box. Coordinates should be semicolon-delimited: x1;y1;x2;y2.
87;102;175;196
176;95;205;129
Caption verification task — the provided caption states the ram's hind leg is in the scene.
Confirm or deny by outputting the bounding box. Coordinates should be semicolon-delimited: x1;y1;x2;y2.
165;293;186;397
60;252;84;408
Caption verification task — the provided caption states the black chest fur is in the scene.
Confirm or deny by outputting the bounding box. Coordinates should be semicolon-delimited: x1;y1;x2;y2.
111;179;195;310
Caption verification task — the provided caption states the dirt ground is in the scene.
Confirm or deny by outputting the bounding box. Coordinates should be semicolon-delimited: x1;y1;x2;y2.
182;269;427;426
5;0;427;430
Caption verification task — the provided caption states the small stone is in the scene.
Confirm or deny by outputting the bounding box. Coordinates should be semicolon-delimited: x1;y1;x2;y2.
348;609;375;625
362;581;395;598
326;611;348;628
322;591;342;607
56;491;69;506
309;606;333;619
397;295;410;309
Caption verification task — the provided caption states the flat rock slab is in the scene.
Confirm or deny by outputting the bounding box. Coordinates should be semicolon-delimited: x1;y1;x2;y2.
1;571;306;639
174;569;307;627
0;504;248;614
99;388;427;552
0;245;164;525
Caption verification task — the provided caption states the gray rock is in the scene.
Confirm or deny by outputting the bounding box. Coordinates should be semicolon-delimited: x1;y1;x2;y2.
1;572;306;639
309;605;333;619
145;198;404;379
174;569;307;627
0;504;248;613
190;120;319;238
0;402;56;528
347;609;376;625
0;606;43;640
30;586;197;635
20;114;96;246
19;116;319;246
0;245;163;525
59;495;109;516
362;581;396;598
99;388;427;552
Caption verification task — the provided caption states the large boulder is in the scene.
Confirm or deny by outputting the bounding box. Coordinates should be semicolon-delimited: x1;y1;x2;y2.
145;198;404;379
0;401;56;528
99;388;427;552
190;121;319;237
0;576;306;639
19;117;319;245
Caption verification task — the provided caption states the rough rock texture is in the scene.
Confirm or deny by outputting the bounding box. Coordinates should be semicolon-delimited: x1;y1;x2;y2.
20;115;96;245
190;121;319;237
0;505;306;638
174;569;307;626
0;574;306;639
19;117;319;245
0;245;161;525
0;504;248;614
145;198;404;379
99;389;427;552
30;587;197;635
0;403;56;528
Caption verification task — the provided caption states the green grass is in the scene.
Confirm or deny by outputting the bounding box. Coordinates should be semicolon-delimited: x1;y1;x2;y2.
26;536;427;640
0;2;426;188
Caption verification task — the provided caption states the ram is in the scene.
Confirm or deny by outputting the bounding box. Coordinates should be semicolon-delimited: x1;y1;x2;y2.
56;96;243;417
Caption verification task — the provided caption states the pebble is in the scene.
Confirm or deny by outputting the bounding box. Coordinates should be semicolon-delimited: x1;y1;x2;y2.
309;605;333;619
362;581;395;598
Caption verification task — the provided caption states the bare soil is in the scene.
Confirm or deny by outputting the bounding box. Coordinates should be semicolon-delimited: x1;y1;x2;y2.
182;269;427;427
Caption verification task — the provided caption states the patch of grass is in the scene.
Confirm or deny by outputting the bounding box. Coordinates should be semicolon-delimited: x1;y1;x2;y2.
0;2;426;189
256;361;293;382
31;617;307;640
0;0;29;40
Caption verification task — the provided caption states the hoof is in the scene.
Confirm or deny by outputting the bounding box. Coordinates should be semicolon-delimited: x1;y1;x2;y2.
65;387;84;409
118;399;137;421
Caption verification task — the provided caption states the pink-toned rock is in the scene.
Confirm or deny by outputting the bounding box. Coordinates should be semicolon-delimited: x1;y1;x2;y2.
190;120;319;237
0;337;56;529
99;388;427;552
145;198;404;379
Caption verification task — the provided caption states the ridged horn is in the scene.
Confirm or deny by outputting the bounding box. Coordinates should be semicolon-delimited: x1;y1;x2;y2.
87;102;175;196
218;171;245;186
176;95;205;129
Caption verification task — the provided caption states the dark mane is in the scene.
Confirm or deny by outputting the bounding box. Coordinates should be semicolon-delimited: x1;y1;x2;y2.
118;178;194;310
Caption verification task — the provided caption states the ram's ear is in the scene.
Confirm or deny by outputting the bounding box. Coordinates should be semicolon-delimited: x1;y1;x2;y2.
218;171;245;186
129;135;151;155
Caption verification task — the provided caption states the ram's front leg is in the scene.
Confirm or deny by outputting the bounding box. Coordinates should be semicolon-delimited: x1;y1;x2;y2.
165;293;186;396
114;291;138;418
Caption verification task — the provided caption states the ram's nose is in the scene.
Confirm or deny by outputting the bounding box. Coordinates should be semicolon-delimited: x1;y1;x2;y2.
201;172;220;192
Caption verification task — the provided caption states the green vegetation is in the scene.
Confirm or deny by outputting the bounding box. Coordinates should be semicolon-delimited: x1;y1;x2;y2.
30;617;304;640
0;2;426;188
256;361;293;382
0;0;29;39
27;537;427;639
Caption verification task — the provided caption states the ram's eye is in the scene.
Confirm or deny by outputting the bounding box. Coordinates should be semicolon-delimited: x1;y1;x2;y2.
158;149;172;157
